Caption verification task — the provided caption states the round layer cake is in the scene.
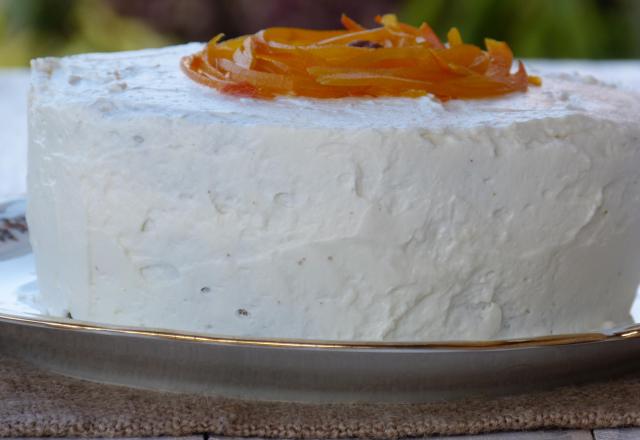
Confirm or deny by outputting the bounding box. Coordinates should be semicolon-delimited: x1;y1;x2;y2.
28;43;640;341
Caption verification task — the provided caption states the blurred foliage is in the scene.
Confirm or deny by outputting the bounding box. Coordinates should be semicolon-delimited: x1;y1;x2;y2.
401;0;640;59
0;0;639;67
0;0;170;66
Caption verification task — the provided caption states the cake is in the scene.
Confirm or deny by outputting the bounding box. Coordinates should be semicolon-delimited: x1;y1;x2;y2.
27;18;640;341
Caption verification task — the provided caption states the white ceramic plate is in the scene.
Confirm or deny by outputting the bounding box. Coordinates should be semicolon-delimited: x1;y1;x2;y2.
2;198;640;403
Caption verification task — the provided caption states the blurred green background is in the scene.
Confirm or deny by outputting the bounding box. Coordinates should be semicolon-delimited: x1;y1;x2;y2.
1;0;639;67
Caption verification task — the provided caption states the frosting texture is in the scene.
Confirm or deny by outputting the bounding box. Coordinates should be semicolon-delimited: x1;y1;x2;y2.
27;44;640;340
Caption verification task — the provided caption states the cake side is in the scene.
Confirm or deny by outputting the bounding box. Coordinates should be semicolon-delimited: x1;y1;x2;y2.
27;45;640;341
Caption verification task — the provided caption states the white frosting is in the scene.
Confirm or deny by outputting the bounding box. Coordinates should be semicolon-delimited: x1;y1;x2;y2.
27;44;640;341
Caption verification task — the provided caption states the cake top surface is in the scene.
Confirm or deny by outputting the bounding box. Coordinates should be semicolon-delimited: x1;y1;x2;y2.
31;43;640;130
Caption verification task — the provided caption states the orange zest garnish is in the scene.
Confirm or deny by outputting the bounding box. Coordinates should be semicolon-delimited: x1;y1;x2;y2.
181;14;541;100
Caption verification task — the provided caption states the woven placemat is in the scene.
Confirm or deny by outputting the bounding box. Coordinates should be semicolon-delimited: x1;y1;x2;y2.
1;354;640;439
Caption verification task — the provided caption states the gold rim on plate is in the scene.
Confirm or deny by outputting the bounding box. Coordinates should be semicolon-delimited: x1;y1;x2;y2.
2;309;639;350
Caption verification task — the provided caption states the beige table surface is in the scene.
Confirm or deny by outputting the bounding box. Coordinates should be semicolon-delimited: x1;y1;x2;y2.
1;62;640;439
3;429;640;439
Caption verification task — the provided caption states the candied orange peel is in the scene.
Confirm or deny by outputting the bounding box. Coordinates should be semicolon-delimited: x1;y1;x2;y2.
181;13;541;100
